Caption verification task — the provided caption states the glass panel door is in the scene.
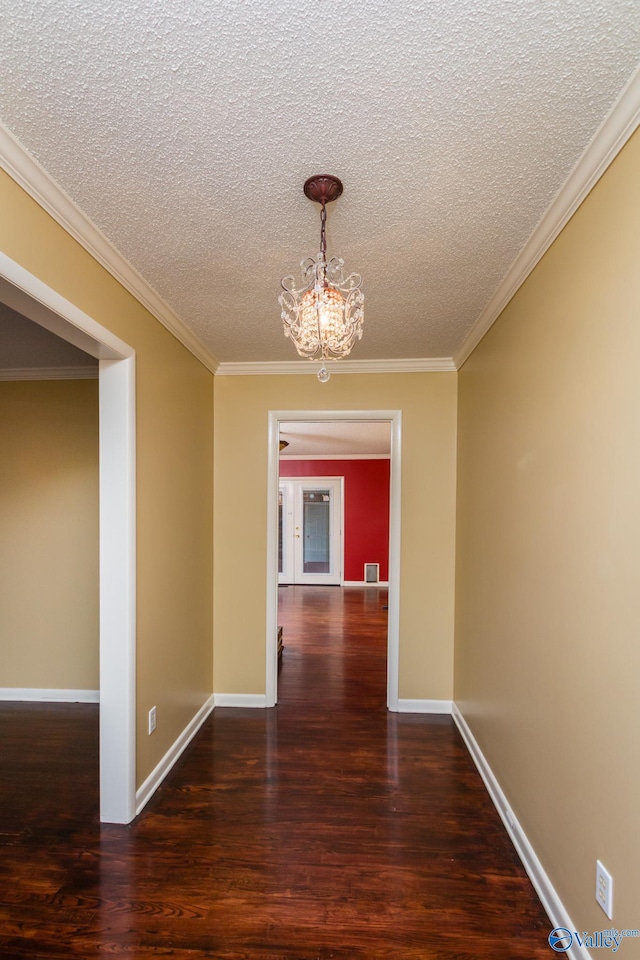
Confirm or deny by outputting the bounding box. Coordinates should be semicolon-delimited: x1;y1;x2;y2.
278;478;342;585
302;489;331;574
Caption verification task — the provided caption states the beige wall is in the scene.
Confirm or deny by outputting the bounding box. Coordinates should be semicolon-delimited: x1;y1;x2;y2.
213;372;457;700
0;379;99;690
7;115;637;928
455;129;640;930
0;171;214;785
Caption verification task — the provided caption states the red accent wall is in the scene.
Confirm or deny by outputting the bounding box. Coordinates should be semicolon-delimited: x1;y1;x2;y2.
279;459;390;581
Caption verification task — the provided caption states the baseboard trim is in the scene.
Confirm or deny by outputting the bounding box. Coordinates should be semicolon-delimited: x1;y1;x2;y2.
451;703;589;960
343;580;389;587
213;693;268;708
0;687;100;702
397;698;453;714
136;694;215;816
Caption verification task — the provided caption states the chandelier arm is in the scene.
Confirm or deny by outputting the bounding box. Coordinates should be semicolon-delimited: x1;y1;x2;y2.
280;275;299;295
325;260;361;294
281;259;317;296
339;271;363;291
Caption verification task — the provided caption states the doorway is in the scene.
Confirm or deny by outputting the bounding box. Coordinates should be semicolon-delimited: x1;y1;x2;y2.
279;477;343;585
266;409;402;711
0;253;136;824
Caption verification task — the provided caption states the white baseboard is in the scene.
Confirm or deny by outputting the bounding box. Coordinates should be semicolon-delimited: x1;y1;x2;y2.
343;580;389;587
136;694;215;816
0;687;100;702
397;698;452;714
452;703;590;960
213;693;268;708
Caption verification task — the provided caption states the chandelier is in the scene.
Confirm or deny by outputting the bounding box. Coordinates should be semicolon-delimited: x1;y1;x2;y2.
279;174;364;382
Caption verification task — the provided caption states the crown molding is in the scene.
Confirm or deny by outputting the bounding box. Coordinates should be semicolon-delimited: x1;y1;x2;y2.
215;357;456;376
0;122;220;375
0;365;99;381
454;64;640;369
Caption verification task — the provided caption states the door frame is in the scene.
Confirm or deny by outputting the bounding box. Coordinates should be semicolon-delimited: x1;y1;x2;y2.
279;476;344;585
0;252;137;824
266;409;402;710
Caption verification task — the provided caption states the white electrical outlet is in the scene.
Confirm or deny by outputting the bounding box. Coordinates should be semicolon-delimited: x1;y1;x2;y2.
148;705;157;735
596;860;613;919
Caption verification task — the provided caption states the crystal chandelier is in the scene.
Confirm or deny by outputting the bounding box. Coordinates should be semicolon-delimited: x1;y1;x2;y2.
279;175;364;382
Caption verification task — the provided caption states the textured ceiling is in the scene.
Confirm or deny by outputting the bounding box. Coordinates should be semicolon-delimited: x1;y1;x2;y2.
280;421;390;458
1;0;639;363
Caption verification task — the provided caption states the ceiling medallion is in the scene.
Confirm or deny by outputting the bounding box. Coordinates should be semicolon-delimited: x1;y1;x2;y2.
279;174;364;382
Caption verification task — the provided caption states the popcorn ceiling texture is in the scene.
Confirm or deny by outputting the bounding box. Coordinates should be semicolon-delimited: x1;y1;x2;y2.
1;0;638;362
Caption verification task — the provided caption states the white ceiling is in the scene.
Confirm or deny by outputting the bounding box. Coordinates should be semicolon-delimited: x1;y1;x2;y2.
280;420;390;458
1;1;639;365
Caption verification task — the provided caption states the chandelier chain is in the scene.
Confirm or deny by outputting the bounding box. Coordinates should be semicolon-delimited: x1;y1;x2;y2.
319;202;327;259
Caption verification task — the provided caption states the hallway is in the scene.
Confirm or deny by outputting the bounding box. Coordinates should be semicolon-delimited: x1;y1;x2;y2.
0;587;551;958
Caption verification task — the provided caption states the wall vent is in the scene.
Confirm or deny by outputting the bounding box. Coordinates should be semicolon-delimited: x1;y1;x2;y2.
364;562;380;584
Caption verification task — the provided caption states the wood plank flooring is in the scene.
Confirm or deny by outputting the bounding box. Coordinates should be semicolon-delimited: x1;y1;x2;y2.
0;586;552;958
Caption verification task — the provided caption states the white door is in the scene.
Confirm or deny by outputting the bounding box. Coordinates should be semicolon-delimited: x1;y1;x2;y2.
279;478;342;585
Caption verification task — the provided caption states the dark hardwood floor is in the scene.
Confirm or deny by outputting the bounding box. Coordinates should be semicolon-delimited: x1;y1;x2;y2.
0;586;552;958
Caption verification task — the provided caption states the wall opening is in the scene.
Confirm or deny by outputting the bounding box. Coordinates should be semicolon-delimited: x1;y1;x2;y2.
0;253;137;823
266;409;402;710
